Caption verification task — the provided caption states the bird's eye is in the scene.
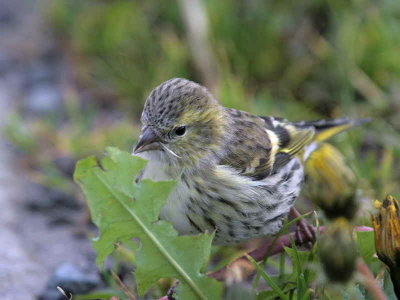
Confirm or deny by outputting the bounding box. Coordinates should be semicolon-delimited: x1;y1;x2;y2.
174;126;186;136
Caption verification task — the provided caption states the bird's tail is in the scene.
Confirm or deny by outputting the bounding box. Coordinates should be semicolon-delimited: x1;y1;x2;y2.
292;117;371;143
300;118;370;206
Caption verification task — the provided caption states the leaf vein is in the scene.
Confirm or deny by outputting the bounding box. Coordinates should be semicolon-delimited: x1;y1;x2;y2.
93;168;207;300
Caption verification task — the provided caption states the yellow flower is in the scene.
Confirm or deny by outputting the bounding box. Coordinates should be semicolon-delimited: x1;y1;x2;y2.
371;195;400;297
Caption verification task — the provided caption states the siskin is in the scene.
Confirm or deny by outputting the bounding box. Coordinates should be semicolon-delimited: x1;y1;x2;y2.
133;78;367;245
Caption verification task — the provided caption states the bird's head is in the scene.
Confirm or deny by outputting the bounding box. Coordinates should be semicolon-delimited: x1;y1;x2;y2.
133;78;228;165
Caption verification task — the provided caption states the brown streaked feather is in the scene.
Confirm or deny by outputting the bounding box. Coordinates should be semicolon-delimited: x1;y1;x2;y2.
219;109;313;180
219;110;366;181
219;109;274;180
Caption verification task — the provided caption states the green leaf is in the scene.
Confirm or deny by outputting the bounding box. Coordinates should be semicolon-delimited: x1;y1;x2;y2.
283;247;309;277
383;269;397;300
356;231;377;263
74;147;223;299
257;290;280;300
342;284;370;300
253;211;313;289
246;255;289;300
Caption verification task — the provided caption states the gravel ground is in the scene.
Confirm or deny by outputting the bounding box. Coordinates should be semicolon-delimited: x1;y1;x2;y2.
0;1;98;299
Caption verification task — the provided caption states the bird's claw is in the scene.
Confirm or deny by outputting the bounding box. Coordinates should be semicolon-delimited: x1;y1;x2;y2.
295;217;316;249
290;207;316;249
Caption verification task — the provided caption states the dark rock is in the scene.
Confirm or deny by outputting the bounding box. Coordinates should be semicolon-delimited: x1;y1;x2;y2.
47;188;81;210
38;263;102;300
48;212;75;226
26;185;81;212
52;156;76;178
25;185;85;227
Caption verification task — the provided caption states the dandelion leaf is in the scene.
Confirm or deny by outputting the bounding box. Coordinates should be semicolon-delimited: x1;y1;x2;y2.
74;147;222;299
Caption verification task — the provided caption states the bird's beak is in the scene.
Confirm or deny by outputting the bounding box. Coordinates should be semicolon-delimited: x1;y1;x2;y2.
133;127;162;154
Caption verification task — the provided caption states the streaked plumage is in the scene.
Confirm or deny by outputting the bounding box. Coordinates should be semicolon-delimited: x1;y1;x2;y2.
133;78;367;245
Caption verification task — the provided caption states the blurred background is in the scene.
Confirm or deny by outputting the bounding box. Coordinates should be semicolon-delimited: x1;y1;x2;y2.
0;0;399;299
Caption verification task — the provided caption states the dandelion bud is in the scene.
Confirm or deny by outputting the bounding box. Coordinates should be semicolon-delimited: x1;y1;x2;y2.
305;143;358;220
371;195;400;298
319;218;357;283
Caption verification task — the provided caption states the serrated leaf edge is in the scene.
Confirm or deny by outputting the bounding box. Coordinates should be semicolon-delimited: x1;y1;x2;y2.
93;167;208;300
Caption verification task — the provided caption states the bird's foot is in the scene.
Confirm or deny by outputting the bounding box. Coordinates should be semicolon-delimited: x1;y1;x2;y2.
290;207;316;249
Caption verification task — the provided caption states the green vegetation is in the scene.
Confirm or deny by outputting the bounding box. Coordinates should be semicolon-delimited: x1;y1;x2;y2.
74;148;396;299
4;0;400;298
75;148;222;299
6;0;400;198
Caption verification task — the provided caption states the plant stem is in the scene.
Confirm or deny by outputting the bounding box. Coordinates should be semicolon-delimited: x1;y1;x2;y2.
357;259;388;300
209;226;373;281
111;271;137;300
209;229;314;281
158;225;375;300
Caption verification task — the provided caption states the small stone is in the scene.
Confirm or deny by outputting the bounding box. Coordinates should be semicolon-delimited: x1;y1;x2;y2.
25;82;62;114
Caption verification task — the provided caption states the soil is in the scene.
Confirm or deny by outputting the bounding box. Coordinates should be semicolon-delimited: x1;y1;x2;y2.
0;1;98;299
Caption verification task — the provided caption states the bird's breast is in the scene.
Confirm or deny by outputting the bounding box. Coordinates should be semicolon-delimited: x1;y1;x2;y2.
159;158;305;245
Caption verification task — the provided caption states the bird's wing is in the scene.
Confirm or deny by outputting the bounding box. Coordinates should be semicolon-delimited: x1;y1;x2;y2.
259;116;315;172
260;116;369;169
220;109;368;180
219;109;315;180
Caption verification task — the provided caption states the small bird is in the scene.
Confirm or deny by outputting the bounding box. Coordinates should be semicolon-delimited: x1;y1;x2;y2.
133;78;366;245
